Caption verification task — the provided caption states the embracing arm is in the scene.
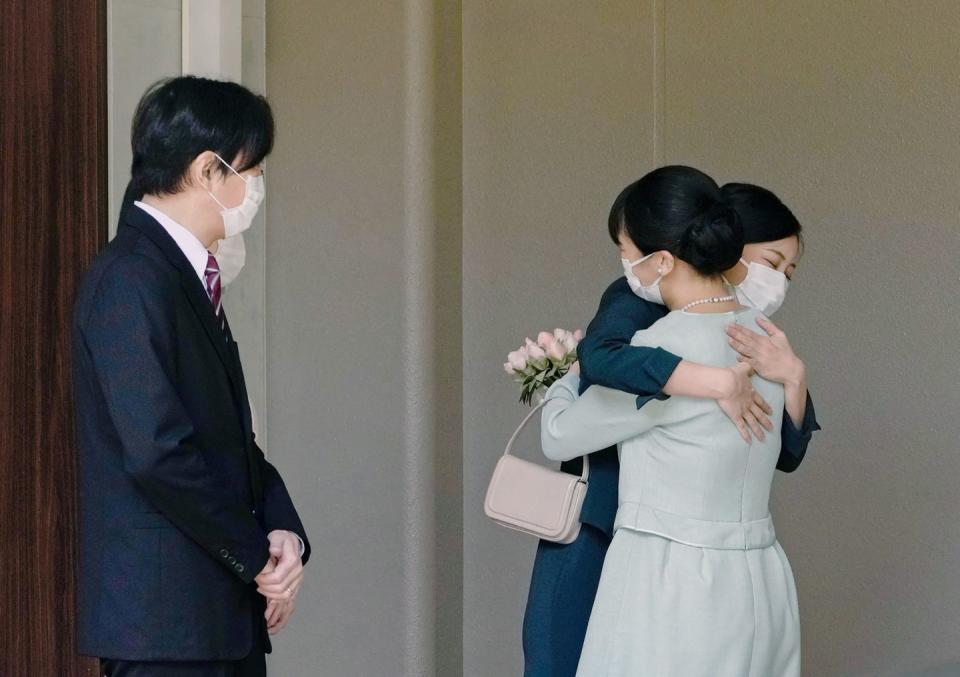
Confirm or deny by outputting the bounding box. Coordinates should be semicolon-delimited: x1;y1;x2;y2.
85;257;272;584
576;279;680;406
541;372;685;462
579;278;760;403
778;389;821;472
579;279;772;441
782;359;808;430
726;316;822;472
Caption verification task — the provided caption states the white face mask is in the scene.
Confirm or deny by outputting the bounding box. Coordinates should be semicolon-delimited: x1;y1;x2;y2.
207;153;265;239
726;258;789;316
622;253;665;306
214;233;246;287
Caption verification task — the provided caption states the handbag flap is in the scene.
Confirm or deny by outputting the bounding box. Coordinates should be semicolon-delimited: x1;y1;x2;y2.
484;454;583;533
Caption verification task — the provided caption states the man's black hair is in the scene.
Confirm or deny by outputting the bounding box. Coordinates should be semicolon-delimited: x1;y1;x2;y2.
130;76;274;197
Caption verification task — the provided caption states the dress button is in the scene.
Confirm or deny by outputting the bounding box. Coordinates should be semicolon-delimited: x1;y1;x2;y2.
220;548;229;558
236;563;245;573
228;556;237;564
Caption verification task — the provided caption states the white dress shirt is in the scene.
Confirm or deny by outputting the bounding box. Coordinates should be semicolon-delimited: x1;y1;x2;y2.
135;201;209;284
134;202;305;560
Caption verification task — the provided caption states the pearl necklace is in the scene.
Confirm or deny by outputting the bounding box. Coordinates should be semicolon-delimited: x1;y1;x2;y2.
681;294;735;312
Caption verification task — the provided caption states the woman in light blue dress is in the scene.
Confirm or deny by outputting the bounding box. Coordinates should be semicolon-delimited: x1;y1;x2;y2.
541;166;800;676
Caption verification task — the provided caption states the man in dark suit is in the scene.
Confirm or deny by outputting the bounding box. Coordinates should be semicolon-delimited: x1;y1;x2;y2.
73;76;310;677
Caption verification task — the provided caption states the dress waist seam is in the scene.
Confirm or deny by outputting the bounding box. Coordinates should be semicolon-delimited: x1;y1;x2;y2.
614;500;776;550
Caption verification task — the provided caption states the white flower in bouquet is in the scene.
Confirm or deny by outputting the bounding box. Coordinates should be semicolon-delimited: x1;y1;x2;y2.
556;327;581;353
504;349;527;373
504;327;583;405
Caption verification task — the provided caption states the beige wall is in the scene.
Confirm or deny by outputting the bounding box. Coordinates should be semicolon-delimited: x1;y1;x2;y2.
462;2;960;677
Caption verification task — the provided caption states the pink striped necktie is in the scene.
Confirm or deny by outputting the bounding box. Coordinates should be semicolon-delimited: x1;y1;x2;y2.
204;252;226;332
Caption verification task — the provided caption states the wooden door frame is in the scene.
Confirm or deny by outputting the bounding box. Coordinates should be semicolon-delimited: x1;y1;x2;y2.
0;1;107;675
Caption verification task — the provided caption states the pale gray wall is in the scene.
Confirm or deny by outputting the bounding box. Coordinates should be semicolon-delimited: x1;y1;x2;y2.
106;0;181;233
462;2;960;677
265;2;407;671
462;2;658;675
264;1;461;675
226;0;269;445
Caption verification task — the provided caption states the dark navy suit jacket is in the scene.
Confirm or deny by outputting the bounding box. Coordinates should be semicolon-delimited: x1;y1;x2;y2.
563;277;821;538
72;206;310;661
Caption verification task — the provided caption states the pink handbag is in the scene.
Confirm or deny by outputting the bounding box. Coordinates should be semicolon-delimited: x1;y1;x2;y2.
484;401;589;544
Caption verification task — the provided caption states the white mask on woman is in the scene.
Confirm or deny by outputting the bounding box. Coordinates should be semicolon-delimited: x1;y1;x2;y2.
726;258;789;316
214;233;246;287
622;254;665;305
207;153;265;239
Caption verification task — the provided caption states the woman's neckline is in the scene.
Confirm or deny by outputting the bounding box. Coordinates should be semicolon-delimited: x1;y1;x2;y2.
675;304;751;317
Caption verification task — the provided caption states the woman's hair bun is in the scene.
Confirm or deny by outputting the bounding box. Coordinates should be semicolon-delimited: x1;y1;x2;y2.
677;200;744;275
612;165;745;276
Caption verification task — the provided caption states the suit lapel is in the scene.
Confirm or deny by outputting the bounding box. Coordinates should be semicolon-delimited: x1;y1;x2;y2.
123;206;241;405
222;314;253;434
221;313;264;506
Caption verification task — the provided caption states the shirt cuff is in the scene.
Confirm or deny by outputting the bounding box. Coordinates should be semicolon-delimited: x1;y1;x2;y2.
294;533;305;558
634;348;683;409
784;390;822;438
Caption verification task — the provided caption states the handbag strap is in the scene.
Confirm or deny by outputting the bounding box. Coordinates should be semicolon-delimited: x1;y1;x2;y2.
502;398;589;482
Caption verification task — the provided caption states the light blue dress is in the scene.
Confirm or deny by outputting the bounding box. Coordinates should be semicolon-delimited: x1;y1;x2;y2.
541;307;801;677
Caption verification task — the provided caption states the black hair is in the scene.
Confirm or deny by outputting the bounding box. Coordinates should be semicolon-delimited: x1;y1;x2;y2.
720;182;802;245
607;165;744;276
129;76;274;197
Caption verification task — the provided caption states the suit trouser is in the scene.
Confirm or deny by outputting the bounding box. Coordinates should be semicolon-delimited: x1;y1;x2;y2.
100;650;264;677
522;523;610;677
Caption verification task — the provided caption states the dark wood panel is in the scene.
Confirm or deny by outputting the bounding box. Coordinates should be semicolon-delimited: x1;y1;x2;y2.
0;1;107;675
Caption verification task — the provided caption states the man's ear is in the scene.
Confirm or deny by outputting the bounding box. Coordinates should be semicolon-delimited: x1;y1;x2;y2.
656;251;676;276
188;151;219;191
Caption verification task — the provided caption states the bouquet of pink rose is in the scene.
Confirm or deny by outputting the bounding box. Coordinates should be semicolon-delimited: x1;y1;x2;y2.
504;328;584;406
